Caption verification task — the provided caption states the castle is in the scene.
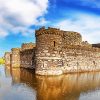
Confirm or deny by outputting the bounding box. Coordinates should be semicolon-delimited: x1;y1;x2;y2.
4;27;100;75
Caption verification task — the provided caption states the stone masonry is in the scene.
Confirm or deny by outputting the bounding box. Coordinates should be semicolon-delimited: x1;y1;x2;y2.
20;43;35;68
11;48;21;67
4;27;100;75
4;52;11;66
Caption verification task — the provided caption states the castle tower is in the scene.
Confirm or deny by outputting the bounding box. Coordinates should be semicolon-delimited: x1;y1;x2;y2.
35;27;63;75
20;42;36;68
11;48;21;67
63;31;82;46
4;52;11;66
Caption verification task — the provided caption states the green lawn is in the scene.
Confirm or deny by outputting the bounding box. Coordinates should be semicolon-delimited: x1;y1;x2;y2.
0;58;5;64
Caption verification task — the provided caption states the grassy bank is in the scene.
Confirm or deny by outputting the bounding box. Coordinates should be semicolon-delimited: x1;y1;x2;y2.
0;58;5;65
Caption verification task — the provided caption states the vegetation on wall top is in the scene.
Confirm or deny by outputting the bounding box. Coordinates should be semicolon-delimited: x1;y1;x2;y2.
0;58;5;65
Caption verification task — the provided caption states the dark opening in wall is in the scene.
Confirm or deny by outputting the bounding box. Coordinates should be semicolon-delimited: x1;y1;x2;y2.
54;41;55;47
93;61;95;65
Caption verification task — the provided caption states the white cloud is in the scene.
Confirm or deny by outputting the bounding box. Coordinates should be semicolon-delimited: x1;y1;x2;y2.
35;17;49;26
0;0;49;37
0;29;8;38
55;13;100;43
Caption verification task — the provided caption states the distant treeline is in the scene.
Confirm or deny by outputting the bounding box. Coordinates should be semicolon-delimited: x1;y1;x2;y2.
0;58;5;65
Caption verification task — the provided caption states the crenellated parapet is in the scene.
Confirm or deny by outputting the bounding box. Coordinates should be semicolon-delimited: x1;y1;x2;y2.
4;52;11;55
11;48;21;54
35;27;63;37
21;42;35;50
36;27;82;46
81;41;92;47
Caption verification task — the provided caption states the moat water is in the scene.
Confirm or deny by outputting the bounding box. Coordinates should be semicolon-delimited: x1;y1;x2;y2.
1;65;100;100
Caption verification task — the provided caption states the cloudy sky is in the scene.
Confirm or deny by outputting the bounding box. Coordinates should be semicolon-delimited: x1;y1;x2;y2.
0;0;100;57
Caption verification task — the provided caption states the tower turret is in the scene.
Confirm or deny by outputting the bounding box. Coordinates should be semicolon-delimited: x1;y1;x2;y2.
11;48;21;67
63;31;82;46
20;43;36;68
4;52;11;66
35;27;63;75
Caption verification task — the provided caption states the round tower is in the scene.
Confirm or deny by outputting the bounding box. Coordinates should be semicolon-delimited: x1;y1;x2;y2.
35;27;63;75
11;48;21;67
63;31;82;46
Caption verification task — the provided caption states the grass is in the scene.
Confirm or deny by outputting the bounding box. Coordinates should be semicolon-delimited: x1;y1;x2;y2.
0;58;5;65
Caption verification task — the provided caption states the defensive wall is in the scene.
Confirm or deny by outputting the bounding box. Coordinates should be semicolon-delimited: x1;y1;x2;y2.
5;43;35;68
4;52;11;66
20;43;35;68
4;27;100;75
35;27;100;75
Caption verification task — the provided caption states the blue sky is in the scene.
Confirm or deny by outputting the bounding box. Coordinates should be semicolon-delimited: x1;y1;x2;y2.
0;0;100;57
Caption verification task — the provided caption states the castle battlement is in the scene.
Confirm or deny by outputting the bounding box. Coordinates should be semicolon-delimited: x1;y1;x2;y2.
21;42;35;50
36;27;83;46
63;44;100;52
11;48;20;51
35;27;63;37
5;52;11;55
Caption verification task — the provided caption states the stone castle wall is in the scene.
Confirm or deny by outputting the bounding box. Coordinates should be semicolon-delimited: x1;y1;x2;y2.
4;52;11;66
4;27;100;75
4;43;36;68
63;31;82;45
11;48;21;67
35;27;63;75
92;43;100;48
62;46;100;73
35;27;100;75
20;43;35;69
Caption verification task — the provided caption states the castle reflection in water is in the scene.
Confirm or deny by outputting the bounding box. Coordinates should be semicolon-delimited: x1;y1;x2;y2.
5;65;100;100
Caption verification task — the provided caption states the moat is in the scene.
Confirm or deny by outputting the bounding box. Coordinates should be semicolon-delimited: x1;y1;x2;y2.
0;65;100;100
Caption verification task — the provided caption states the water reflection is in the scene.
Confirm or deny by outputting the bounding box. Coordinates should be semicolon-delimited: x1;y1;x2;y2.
3;65;100;100
0;65;36;100
36;73;100;100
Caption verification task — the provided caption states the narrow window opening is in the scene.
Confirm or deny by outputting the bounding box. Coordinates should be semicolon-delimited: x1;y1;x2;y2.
93;61;95;65
54;41;55;47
